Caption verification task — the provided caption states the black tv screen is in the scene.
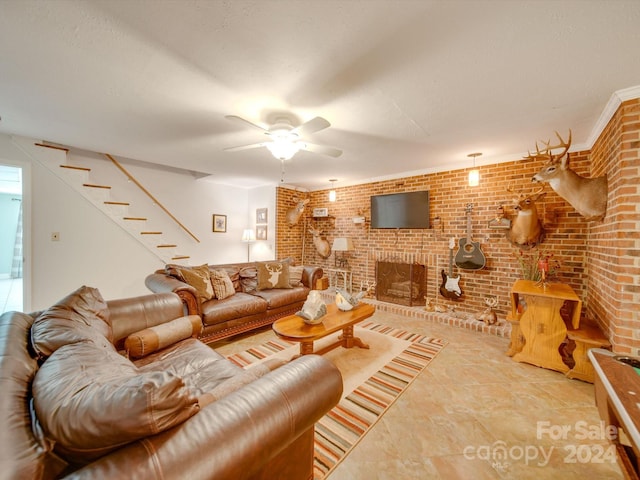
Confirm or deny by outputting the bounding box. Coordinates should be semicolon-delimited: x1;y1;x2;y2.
370;191;430;229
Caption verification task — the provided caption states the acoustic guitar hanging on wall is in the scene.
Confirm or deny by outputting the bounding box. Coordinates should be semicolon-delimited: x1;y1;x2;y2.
440;237;463;300
455;203;486;270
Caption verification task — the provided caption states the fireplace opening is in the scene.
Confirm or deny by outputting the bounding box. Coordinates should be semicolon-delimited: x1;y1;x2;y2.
376;260;426;306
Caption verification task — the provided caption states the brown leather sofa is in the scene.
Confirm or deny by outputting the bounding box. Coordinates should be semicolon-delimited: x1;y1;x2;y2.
0;286;342;480
145;261;323;342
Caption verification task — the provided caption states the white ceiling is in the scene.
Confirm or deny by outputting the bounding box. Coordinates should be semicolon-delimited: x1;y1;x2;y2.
1;0;639;191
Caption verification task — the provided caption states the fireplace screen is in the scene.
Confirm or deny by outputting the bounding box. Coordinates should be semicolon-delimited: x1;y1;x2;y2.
376;261;426;306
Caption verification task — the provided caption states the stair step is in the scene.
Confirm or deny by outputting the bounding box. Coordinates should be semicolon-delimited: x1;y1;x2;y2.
83;183;111;189
34;142;69;152
104;201;130;206
123;217;147;221
140;231;162;235
60;164;91;172
157;244;177;248
171;255;190;260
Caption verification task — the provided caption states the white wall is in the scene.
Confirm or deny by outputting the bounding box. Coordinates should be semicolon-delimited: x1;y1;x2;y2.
0;133;273;311
247;185;277;261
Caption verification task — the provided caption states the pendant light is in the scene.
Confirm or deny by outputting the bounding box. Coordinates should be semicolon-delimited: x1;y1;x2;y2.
328;179;337;202
468;153;482;187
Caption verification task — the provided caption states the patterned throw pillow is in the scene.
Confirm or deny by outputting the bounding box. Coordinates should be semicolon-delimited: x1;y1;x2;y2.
210;269;236;300
178;264;214;301
257;261;291;290
289;265;304;287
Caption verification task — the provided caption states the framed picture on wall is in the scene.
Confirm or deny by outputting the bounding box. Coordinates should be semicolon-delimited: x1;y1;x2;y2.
212;214;227;233
256;225;267;240
256;208;268;224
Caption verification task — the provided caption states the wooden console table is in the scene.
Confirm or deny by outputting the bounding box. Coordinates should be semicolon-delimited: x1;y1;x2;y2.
509;279;582;373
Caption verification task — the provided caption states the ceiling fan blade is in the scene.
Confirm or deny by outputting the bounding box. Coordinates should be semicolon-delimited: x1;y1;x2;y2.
292;116;330;136
225;115;269;133
299;142;342;158
224;142;269;152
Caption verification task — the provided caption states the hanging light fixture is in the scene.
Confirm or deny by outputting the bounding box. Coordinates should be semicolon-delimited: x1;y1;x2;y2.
468;152;482;187
328;179;337;202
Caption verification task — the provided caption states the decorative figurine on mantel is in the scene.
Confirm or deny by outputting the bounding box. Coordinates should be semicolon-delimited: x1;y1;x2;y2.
296;290;326;324
476;296;499;325
335;288;365;311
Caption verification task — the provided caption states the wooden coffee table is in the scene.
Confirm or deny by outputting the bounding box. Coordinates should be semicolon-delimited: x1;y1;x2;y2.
272;302;375;356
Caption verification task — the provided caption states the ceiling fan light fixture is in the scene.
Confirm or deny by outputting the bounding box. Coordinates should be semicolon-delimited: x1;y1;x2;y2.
266;138;300;160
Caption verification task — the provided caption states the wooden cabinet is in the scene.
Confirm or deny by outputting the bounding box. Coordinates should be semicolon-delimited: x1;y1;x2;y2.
508;280;582;373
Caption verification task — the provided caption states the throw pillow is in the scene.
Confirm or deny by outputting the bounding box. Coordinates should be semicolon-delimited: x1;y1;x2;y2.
32;341;200;464
124;315;203;359
289;265;304;287
239;266;258;293
210;269;236;300
257;261;291;290
178;264;214;301
31;285;113;359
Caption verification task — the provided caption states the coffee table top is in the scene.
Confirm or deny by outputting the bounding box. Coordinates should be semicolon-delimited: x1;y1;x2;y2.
273;302;375;341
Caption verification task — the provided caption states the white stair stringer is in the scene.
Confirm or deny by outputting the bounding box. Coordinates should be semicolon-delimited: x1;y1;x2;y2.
12;136;193;265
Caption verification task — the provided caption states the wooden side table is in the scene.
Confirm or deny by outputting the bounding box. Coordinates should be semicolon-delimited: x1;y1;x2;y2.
509;279;582;373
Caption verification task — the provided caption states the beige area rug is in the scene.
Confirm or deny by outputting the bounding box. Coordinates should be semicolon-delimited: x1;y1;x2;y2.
225;319;447;479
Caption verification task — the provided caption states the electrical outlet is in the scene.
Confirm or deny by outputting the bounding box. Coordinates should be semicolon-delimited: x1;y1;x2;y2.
51;232;60;241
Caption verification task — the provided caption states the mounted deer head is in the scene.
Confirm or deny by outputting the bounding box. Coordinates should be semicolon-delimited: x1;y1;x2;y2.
528;130;607;221
307;225;331;258
505;184;546;248
285;198;310;226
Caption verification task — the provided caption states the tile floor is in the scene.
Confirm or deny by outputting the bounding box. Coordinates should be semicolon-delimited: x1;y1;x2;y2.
0;276;22;314
212;301;624;480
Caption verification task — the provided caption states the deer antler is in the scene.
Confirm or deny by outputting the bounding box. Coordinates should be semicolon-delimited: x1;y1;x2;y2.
524;130;572;162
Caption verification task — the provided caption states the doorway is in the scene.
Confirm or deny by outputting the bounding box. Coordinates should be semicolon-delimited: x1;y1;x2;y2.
0;164;24;313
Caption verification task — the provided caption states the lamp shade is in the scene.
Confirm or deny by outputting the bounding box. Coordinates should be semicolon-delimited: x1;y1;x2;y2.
468;169;480;187
332;237;355;251
241;229;256;242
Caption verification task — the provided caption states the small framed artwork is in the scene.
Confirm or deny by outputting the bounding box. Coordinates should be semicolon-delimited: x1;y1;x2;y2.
256;208;268;224
256;225;267;240
212;214;227;233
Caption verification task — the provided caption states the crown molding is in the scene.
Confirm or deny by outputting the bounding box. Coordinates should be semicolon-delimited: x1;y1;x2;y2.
586;85;640;148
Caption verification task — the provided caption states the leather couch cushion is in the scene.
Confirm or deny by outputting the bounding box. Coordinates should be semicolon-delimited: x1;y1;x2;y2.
124;315;203;359
210;269;235;300
257;261;291;290
201;292;267;326
30;285;112;359
253;286;310;309
33;341;200;464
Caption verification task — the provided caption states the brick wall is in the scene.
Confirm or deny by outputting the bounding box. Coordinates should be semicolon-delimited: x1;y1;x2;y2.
588;98;640;354
275;99;639;353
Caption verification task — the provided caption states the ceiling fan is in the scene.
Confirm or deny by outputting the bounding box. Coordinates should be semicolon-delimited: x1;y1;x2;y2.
224;114;342;160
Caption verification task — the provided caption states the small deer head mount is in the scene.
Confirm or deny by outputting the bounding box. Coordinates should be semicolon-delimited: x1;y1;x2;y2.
285;198;310;226
528;130;608;221
307;225;331;258
505;184;546;249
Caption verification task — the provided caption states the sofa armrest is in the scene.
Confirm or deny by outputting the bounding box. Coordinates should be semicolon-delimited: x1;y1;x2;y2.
107;292;188;346
301;266;323;290
145;273;201;316
63;355;342;480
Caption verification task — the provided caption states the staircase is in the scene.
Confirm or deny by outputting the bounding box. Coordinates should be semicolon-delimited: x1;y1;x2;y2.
13;136;196;264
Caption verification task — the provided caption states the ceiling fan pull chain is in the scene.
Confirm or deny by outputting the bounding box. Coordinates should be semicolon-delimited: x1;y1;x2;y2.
280;159;286;183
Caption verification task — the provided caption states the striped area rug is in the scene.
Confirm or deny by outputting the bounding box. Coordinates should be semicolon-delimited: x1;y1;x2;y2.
225;321;447;479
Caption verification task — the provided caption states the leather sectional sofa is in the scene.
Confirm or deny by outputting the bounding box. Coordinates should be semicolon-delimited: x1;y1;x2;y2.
145;260;323;343
1;286;342;480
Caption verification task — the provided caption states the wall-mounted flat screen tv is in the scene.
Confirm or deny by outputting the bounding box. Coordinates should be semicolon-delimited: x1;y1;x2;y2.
370;190;430;229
